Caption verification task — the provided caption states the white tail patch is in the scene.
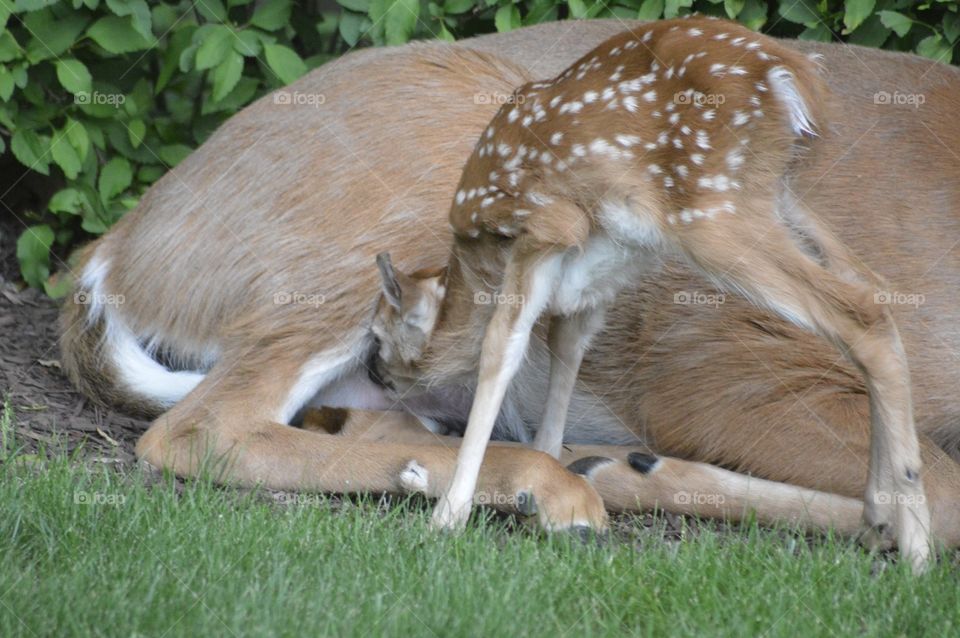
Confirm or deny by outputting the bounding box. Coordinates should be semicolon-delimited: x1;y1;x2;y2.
767;66;817;137
80;254;204;407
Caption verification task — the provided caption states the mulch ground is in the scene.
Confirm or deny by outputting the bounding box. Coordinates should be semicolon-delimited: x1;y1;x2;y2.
0;216;147;463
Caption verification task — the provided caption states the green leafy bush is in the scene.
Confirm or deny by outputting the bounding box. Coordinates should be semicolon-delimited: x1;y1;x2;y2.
2;0;957;293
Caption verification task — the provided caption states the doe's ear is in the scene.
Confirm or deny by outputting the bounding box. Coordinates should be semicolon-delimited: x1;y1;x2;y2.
376;252;403;310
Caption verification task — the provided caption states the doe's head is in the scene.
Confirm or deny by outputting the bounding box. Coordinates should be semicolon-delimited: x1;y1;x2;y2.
369;252;447;391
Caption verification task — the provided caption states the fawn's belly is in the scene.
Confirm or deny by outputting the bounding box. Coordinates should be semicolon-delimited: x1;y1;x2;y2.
549;202;662;315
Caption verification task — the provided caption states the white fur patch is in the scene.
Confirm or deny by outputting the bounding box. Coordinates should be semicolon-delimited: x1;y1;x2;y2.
278;348;359;423
399;460;430;493
767;66;817;136
81;254;204;408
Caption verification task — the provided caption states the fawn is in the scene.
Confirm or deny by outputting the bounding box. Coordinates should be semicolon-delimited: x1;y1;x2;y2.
370;17;931;567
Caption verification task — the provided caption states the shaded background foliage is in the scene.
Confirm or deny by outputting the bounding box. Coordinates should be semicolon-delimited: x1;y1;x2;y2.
0;0;957;292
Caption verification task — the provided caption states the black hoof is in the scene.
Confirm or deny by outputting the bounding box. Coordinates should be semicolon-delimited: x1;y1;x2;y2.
570;525;609;545
627;452;660;475
567;456;615;478
516;491;538;516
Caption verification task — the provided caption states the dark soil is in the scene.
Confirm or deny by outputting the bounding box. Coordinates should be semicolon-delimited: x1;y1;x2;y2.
0;215;148;462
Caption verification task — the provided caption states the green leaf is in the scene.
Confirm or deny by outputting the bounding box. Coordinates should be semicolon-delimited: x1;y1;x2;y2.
567;0;587;18
878;10;912;37
16;225;54;289
156;26;195;92
437;21;454;41
234;29;263;56
196;25;233;70
87;16;156;53
251;0;292;30
916;34;953;63
778;0;819;26
212;51;243;101
0;30;20;63
736;0;767;30
0;1;9;29
0;67;13;101
10;129;50;175
637;0;663;20
663;0;692;19
723;0;744;18
65;119;91;162
51;129;82;179
338;11;366;46
843;0;875;32
799;23;832;41
127;118;146;148
495;4;521;31
196;0;227;22
14;0;58;11
943;13;960;43
443;0;473;14
263;43;307;84
200;77;260;115
384;0;419;44
137;164;166;183
202;76;257;113
55;59;92;95
848;14;890;47
98;156;133;202
159;144;193;167
44;274;74;299
48;187;85;214
105;0;153;41
24;9;89;61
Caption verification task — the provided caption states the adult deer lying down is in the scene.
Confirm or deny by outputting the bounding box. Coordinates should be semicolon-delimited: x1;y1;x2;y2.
58;19;960;569
367;17;931;563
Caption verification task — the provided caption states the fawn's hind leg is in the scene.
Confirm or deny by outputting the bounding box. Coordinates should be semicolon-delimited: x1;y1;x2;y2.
676;214;931;570
533;307;607;459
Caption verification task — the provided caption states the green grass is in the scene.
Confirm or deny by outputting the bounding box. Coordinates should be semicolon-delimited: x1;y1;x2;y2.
2;438;959;637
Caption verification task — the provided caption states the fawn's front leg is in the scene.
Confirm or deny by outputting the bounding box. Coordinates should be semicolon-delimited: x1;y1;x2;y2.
532;307;607;459
431;251;561;530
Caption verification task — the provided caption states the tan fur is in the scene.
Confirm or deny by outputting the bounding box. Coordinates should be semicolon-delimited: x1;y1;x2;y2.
58;20;960;556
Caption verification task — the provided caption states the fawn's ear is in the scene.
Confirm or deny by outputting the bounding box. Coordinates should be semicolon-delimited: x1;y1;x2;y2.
376;252;404;310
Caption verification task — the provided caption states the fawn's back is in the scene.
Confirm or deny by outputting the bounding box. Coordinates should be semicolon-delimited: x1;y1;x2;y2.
451;18;827;251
